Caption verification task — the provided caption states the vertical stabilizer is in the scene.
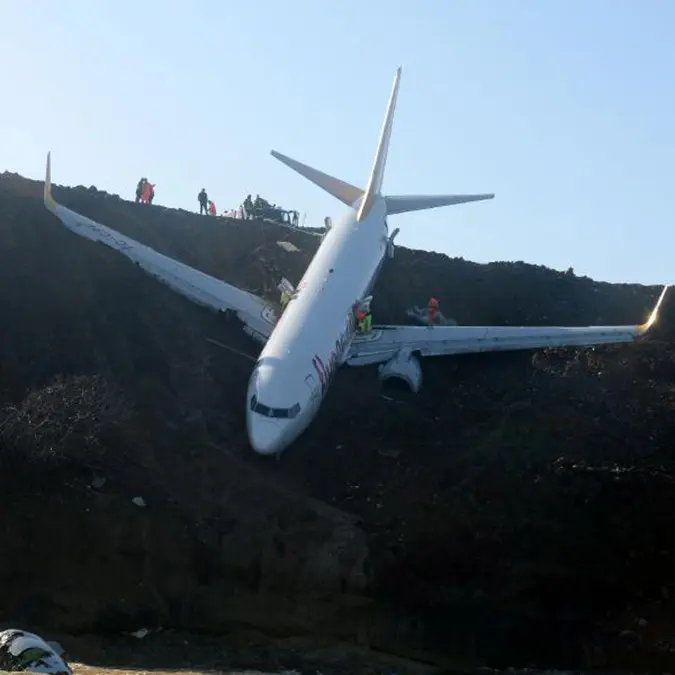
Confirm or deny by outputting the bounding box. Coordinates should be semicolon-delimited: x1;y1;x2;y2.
356;67;402;222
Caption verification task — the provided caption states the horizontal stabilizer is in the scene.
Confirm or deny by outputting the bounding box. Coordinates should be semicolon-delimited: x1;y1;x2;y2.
385;193;494;215
271;150;363;207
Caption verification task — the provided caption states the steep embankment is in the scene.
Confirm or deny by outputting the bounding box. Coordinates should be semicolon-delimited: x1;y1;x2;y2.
1;170;674;670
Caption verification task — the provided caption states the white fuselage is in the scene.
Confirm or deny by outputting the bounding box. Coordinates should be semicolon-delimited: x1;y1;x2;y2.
245;197;388;454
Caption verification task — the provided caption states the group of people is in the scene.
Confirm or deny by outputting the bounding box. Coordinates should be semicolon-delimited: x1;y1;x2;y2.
135;181;294;223
197;188;217;216
132;178;442;330
243;193;268;213
355;297;440;331
278;292;441;333
134;180;219;216
135;177;155;204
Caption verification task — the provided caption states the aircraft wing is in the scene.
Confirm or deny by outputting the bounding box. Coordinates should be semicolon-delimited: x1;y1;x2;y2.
43;154;278;344
345;285;669;367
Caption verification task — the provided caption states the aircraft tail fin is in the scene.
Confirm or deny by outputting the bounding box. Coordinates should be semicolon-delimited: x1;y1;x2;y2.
271;67;494;220
270;150;363;207
356;66;402;222
385;192;495;215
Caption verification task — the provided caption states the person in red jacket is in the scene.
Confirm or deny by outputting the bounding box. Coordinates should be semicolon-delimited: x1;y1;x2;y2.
141;180;153;203
427;296;439;326
208;200;217;216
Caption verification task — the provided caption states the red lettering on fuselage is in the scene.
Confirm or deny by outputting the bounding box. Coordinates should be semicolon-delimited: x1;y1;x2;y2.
312;305;358;395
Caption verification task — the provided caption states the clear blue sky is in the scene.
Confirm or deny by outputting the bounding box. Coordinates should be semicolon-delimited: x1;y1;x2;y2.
1;0;673;285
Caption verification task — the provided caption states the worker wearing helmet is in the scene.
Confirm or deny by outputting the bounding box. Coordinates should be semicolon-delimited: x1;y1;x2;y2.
427;296;439;326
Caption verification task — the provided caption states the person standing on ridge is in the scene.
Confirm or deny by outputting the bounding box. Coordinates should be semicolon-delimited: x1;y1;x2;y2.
135;178;146;203
208;200;217;216
198;188;208;215
147;182;155;204
141;180;153;204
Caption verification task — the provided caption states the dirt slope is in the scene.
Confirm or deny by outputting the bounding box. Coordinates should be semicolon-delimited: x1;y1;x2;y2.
1;171;675;671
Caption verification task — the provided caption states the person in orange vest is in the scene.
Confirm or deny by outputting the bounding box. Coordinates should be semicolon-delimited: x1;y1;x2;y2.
208;200;217;216
427;296;439;326
140;180;150;203
141;180;155;204
355;301;373;333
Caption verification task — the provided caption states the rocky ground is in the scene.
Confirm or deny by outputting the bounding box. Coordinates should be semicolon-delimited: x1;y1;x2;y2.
1;171;674;672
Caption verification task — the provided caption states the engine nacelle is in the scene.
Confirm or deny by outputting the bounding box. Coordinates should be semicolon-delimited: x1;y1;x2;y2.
378;350;423;401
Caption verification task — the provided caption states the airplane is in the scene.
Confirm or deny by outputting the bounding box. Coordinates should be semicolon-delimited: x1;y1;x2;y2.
43;67;669;457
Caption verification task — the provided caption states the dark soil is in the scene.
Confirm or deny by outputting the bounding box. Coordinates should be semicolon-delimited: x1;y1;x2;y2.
1;170;674;672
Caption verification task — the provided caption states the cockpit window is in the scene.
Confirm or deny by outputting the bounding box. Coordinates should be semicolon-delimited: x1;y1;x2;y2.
249;395;301;419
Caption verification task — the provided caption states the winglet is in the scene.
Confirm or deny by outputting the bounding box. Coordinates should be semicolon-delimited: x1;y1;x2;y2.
637;284;669;334
44;151;56;210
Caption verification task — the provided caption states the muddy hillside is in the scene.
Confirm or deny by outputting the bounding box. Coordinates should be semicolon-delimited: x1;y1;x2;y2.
1;170;674;671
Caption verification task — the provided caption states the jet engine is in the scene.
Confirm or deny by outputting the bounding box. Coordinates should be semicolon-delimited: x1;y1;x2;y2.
378;349;422;401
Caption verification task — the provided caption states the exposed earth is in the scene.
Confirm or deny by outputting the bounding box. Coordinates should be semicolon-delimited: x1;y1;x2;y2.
1;170;674;672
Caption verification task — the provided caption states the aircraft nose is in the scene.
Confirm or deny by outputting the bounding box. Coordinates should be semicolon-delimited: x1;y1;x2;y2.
247;414;285;455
